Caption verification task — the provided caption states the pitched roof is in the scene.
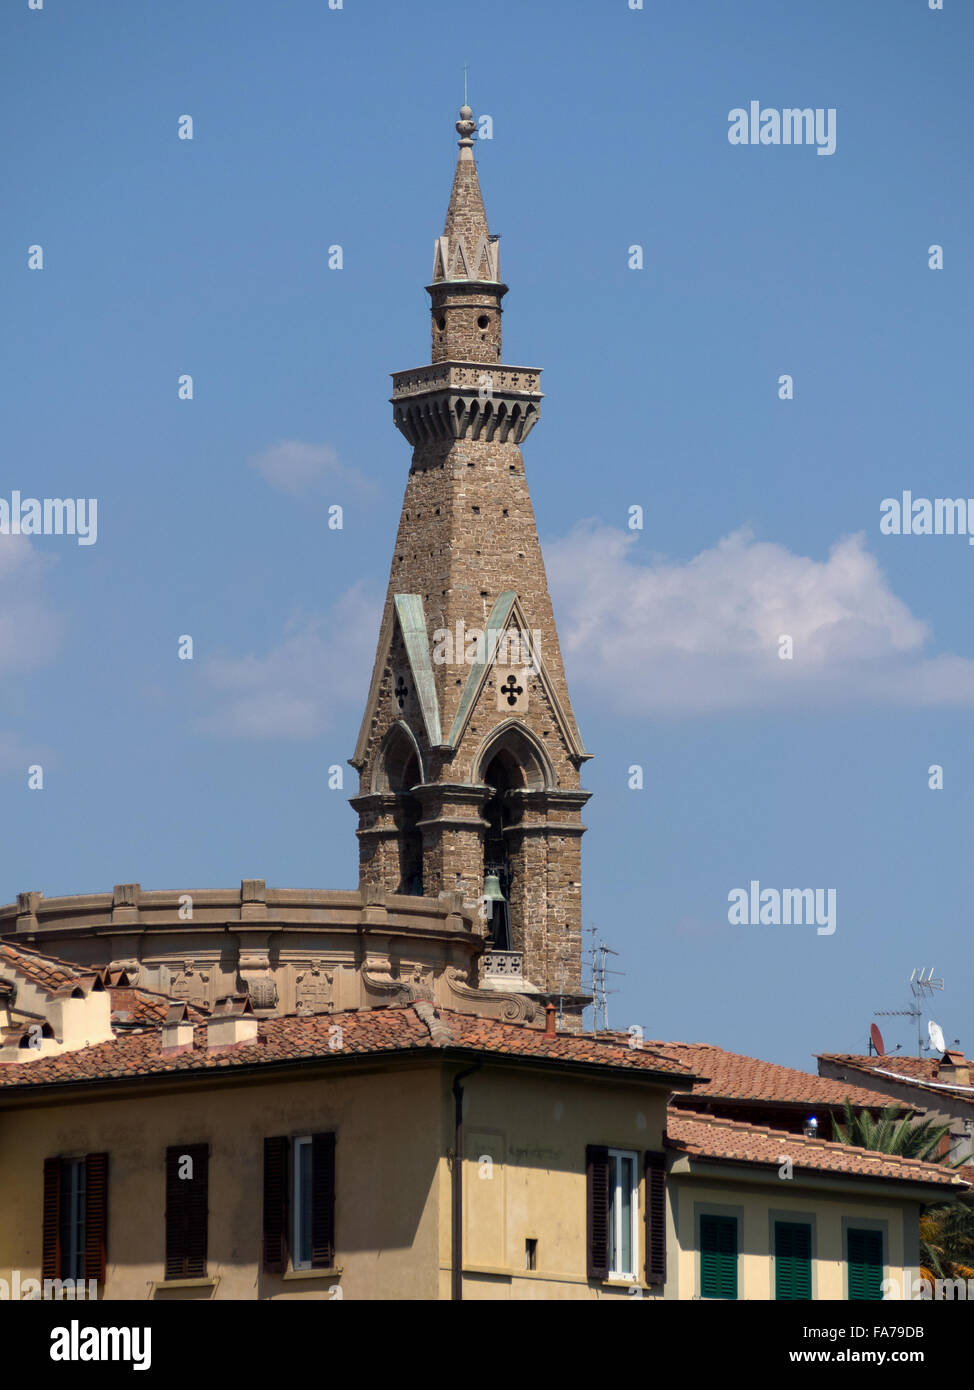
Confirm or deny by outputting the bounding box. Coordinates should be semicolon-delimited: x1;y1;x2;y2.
819;1053;974;1103
0;941;89;995
666;1110;968;1191
107;986;207;1029
649;1040;900;1110
0;1004;694;1092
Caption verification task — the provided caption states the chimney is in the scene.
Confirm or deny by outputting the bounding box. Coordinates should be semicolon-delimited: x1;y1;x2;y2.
544;1003;557;1039
206;994;259;1053
938;1050;970;1086
161;1001;195;1055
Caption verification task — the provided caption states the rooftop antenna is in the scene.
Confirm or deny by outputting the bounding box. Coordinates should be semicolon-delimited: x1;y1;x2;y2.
877;968;945;1057
585;924;623;1033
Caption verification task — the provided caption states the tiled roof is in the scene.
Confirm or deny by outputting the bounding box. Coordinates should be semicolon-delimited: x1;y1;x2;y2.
0;941;88;995
819;1054;974;1102
107;987;207;1028
0;1004;695;1091
666;1110;968;1190
647;1041;902;1110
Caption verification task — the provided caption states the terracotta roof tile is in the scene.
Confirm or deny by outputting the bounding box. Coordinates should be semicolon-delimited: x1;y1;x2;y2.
644;1040;904;1110
818;1053;974;1104
666;1110;967;1190
0;1004;695;1090
0;942;87;995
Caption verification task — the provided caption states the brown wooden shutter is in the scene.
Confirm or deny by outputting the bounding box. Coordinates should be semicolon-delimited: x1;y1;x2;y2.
165;1143;209;1280
42;1156;62;1281
586;1145;610;1280
310;1132;336;1269
644;1150;666;1285
83;1153;109;1284
262;1136;289;1273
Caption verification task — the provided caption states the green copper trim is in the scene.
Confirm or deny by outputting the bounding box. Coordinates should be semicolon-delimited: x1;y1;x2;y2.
446;590;518;749
394;594;443;748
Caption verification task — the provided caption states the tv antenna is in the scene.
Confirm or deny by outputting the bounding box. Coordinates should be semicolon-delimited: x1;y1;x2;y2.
877;967;945;1057
585;925;623;1033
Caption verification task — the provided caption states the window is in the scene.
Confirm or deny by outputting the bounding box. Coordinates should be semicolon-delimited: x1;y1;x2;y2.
263;1133;336;1274
525;1238;537;1271
42;1153;109;1285
700;1214;738;1299
164;1144;209;1280
59;1159;86;1281
587;1146;662;1284
293;1137;314;1269
607;1149;639;1279
847;1227;883;1300
775;1221;812;1300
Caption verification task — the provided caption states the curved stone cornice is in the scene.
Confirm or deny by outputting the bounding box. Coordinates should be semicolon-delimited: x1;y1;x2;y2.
443;967;542;1024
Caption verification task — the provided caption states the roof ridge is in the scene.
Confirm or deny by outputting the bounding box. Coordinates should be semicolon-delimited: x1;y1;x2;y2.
412;1001;453;1047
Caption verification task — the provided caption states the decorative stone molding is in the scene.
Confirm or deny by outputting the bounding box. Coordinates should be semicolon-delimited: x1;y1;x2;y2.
392;388;541;447
240;879;267;922
482;950;523;978
112;884;140;925
15;892;39;931
443;967;541;1024
294;965;334;1015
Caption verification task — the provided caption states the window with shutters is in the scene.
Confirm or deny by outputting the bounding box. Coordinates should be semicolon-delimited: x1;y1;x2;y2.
42;1153;109;1286
774;1221;812;1300
700;1214;738;1299
607;1148;638;1280
164;1144;209;1280
263;1132;336;1273
847;1226;883;1301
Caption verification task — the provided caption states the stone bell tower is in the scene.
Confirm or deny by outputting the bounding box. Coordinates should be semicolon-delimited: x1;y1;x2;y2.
350;107;591;1025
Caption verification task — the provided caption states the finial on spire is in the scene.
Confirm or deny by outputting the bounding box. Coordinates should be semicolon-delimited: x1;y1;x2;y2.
456;104;475;158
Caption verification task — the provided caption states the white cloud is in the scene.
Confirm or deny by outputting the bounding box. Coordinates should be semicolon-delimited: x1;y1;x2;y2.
546;524;974;714
200;582;381;738
250;440;374;498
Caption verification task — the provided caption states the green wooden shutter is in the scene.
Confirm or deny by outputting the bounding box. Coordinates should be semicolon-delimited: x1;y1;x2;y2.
700;1214;737;1299
775;1221;812;1300
847;1227;883;1300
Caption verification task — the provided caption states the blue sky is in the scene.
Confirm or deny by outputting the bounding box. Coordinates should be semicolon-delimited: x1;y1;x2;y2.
2;0;972;1069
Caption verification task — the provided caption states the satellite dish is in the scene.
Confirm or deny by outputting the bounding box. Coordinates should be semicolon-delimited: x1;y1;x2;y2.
870;1023;885;1056
928;1021;946;1055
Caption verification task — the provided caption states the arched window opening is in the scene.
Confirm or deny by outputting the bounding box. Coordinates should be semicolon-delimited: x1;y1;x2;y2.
395;752;423;896
482;751;522;949
374;725;424;896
